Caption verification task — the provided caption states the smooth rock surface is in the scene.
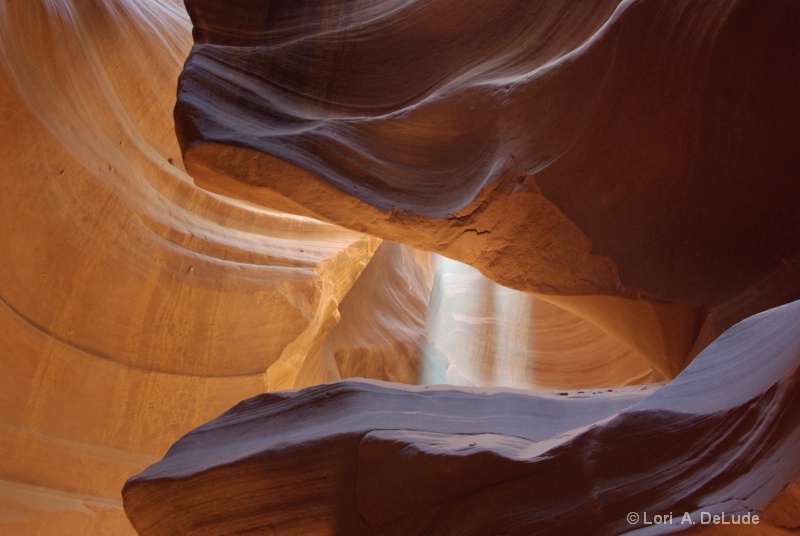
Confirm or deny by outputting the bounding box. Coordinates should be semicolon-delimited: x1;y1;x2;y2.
0;2;702;534
177;0;800;375
0;0;372;532
123;299;800;535
0;0;800;536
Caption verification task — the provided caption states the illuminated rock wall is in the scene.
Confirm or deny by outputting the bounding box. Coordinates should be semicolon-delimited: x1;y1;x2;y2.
177;0;800;376
1;1;799;534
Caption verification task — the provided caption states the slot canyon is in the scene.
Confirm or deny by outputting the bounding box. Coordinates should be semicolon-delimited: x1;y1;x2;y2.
1;0;799;534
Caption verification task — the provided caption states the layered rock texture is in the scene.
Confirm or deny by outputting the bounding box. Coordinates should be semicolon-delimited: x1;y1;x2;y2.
0;1;377;533
177;0;800;377
1;0;799;535
124;299;800;535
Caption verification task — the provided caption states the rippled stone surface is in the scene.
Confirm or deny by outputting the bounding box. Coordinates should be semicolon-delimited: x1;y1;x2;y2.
124;300;800;535
177;0;800;374
0;1;375;533
2;1;800;534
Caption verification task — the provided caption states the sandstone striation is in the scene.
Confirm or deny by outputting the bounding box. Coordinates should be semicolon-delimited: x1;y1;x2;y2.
177;0;800;375
123;299;800;535
2;0;800;534
0;0;376;533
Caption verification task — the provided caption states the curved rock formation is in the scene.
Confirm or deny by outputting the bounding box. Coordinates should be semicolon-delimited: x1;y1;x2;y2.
177;0;800;374
123;299;800;535
2;0;800;534
0;1;699;534
0;1;379;533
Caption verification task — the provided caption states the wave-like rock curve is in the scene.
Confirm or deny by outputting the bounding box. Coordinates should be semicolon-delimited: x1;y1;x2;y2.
0;1;702;533
3;0;800;533
177;0;800;375
123;299;800;535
